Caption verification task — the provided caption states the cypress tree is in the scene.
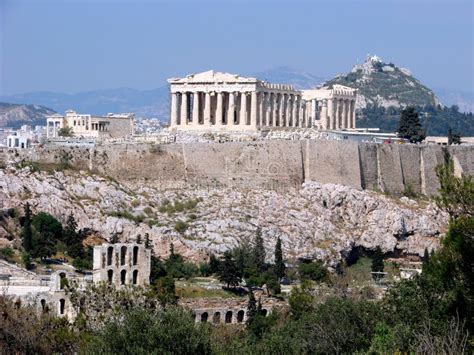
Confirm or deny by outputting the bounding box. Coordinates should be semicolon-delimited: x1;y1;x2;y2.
252;228;266;275
274;237;285;280
397;106;425;143
246;289;257;325
21;203;33;253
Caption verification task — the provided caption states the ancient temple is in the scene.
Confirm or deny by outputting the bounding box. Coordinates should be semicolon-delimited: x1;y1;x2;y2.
168;70;357;131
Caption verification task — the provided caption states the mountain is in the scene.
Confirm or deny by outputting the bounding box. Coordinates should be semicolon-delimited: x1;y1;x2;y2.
433;88;474;113
252;66;326;89
0;102;56;128
323;55;439;110
0;86;170;121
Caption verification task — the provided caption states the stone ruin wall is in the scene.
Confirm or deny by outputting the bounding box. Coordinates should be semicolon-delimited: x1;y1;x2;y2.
2;140;473;196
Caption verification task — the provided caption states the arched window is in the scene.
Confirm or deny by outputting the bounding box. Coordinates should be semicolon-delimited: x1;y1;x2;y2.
237;310;245;323
59;272;67;290
107;270;113;284
225;311;233;323
59;299;65;315
213;312;220;324
120;246;127;266
201;312;208;323
120;270;126;285
107;247;113;266
132;270;138;285
133;246;139;265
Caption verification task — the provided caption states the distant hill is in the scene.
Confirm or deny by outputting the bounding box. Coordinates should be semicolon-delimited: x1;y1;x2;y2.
323;55;439;110
0;103;56;128
433;88;474;114
0;86;170;121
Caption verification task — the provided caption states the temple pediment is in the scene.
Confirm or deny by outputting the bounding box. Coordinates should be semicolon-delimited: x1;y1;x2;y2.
168;70;258;84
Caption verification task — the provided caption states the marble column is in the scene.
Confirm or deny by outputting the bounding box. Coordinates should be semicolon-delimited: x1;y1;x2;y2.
260;93;266;126
267;93;273;126
192;92;199;125
273;94;279;126
228;92;236;125
286;95;292;127
321;100;328;130
170;93;178;127
215;92;223;127
240;92;247;125
278;94;284;126
335;99;340;129
251;91;258;127
311;99;317;127
180;92;188;125
327;99;334;130
351;100;356;128
292;96;299;127
204;92;211;125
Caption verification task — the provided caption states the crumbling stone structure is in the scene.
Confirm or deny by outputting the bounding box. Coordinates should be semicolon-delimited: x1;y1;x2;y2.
93;243;151;287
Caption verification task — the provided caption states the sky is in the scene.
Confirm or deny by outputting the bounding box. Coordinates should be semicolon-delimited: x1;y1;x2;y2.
0;0;473;95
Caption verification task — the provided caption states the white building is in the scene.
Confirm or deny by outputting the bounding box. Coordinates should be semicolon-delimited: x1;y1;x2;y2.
46;110;134;139
168;70;357;132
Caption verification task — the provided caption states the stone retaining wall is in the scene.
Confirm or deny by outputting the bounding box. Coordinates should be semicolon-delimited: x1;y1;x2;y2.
2;140;473;196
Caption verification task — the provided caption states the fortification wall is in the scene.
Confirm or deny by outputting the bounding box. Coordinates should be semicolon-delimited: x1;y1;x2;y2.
1;140;472;196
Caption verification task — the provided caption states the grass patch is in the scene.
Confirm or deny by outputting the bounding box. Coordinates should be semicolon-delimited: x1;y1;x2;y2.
174;220;189;234
176;283;242;299
159;198;203;214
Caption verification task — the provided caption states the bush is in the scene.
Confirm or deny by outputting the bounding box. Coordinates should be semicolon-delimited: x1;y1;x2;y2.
0;246;15;262
86;306;212;354
174;220;189;234
298;260;328;282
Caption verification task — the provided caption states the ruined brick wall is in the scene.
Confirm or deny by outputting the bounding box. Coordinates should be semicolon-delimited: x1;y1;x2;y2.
4;140;473;196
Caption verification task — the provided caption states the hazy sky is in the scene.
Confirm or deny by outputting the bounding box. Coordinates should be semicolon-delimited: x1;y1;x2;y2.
1;0;473;95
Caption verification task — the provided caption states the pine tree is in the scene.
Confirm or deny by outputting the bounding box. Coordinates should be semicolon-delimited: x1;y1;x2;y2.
397;107;425;143
208;253;220;274
246;289;257;325
252;228;266;275
274;237;285;280
21;203;33;253
217;251;241;288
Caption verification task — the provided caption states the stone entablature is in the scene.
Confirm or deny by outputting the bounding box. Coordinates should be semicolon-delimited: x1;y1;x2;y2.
168;70;357;132
92;243;151;288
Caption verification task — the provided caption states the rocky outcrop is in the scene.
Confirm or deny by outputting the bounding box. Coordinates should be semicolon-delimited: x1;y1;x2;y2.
0;166;447;266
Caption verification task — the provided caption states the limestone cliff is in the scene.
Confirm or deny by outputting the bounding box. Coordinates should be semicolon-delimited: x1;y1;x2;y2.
0;166;447;267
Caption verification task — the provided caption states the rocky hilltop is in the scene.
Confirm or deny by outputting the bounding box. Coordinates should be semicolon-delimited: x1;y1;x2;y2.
323;55;439;110
0;166;447;266
0;102;56;128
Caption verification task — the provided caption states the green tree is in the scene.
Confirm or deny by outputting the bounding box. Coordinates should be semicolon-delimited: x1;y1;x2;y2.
30;212;63;259
217;251;241;288
86;306;211;354
298;260;328;282
435;149;473;219
448;127;462;145
289;282;314;319
246;289;257;325
208;253;220;275
150;255;167;284
144;233;151;249
21;202;33;253
57;127;73;137
274;237;285;280
397;106;425;143
155;275;178;307
22;251;33;270
252;228;266;275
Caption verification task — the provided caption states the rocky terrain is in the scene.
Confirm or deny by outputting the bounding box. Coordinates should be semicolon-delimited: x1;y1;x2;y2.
0;165;447;267
0;102;56;128
323;55;439;110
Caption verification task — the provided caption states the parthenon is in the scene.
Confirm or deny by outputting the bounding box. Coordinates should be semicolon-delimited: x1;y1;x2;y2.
168;70;357;131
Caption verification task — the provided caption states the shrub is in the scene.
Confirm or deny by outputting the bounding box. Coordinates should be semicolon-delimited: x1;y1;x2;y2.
0;246;15;262
174;220;189;234
298;260;328;282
